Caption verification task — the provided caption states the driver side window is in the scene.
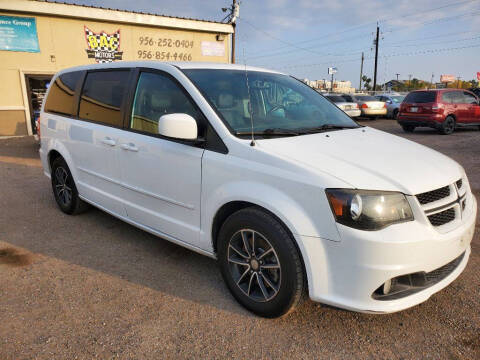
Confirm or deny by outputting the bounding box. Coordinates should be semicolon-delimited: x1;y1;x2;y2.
130;72;200;135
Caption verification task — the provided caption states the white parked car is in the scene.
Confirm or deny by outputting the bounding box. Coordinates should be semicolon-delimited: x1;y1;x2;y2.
324;94;361;117
39;62;477;318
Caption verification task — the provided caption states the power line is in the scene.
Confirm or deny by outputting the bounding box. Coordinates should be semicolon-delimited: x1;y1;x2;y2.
384;35;480;49
382;30;476;46
267;43;480;71
237;0;479;60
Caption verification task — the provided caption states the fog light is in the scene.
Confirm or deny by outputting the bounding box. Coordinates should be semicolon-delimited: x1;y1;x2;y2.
383;279;392;295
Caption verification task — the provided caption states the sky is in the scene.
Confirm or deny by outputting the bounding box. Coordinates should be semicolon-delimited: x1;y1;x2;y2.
62;0;479;88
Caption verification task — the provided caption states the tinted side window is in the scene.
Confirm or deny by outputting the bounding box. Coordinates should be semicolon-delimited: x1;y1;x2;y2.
451;91;464;104
44;71;82;116
130;72;201;135
463;92;478;104
342;95;354;102
404;91;436;103
442;92;453;104
79;71;130;127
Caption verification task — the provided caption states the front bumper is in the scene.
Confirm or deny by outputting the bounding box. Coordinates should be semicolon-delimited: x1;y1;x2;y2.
299;194;476;313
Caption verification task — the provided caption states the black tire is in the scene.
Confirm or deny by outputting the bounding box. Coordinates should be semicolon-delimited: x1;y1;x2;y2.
438;116;455;135
401;124;415;133
51;157;89;215
393;109;399;120
217;207;306;318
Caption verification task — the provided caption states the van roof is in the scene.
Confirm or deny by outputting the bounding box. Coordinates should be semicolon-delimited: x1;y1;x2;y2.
56;61;283;76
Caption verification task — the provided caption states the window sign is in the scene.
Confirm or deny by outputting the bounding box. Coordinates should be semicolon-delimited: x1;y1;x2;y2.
0;16;40;52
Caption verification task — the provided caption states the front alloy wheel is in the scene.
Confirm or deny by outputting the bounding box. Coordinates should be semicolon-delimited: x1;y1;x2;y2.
227;229;281;302
218;207;306;318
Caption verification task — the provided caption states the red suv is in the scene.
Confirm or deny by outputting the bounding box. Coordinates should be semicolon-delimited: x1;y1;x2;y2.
398;89;480;135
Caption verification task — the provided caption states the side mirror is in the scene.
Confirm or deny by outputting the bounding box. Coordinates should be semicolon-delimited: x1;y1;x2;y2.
158;113;198;140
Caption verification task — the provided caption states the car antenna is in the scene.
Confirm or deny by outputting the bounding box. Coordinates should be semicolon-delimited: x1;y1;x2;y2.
243;48;255;146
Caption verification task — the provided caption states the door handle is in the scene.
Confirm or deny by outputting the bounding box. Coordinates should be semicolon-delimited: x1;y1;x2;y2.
101;137;116;146
120;143;139;152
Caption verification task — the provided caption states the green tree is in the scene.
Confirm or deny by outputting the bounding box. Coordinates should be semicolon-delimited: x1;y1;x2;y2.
362;75;372;91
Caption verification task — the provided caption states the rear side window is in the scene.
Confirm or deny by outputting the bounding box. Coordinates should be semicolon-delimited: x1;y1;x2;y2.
341;95;354;102
44;71;82;116
463;92;478;104
404;91;436;103
326;95;345;103
79;70;130;127
442;91;463;104
130;72;201;135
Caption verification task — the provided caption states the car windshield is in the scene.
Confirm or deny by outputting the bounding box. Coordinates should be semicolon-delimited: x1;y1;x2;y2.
355;95;377;101
183;69;358;137
326;95;346;103
391;96;405;103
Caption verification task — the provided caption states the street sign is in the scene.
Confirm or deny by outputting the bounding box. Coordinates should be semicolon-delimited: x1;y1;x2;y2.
328;67;337;75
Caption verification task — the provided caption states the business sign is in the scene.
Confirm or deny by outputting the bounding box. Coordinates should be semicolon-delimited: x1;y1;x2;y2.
440;74;455;83
84;26;123;63
201;41;225;57
0;15;40;52
477;72;480;81
328;67;338;75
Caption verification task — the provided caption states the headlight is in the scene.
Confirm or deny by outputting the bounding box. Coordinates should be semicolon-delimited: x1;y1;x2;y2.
325;189;414;230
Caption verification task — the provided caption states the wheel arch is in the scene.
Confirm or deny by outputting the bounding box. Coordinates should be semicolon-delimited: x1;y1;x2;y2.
45;141;79;186
211;200;310;293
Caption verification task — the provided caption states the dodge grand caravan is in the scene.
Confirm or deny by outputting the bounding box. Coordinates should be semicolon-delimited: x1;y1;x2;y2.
39;62;477;318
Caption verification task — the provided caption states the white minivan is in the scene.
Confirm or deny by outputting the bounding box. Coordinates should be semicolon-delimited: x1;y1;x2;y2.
39;62;477;318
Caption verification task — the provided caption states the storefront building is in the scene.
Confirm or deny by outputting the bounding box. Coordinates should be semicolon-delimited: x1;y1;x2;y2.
0;0;233;136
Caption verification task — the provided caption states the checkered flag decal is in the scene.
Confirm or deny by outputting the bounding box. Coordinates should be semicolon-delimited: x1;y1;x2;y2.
84;26;123;63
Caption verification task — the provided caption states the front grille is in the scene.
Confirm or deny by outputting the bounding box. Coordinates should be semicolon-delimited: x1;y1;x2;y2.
456;179;463;190
416;185;450;205
428;208;455;226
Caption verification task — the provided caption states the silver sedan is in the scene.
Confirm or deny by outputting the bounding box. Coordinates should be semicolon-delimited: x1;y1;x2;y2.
324;94;361;117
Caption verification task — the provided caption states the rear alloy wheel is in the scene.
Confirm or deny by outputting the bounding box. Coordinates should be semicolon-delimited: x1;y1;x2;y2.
217;208;306;318
51;157;89;215
439;116;455;135
401;124;415;133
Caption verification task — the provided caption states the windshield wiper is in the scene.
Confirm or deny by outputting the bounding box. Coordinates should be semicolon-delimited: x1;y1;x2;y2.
235;128;301;137
297;124;358;134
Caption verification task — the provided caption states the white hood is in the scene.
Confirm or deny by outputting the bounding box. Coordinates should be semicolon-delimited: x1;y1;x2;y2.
257;127;462;195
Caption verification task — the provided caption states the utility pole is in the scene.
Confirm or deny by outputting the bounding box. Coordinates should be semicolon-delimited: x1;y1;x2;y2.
222;0;239;63
430;73;434;89
456;76;461;88
373;24;380;93
359;52;364;91
395;73;400;91
408;74;412;91
396;73;400;81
